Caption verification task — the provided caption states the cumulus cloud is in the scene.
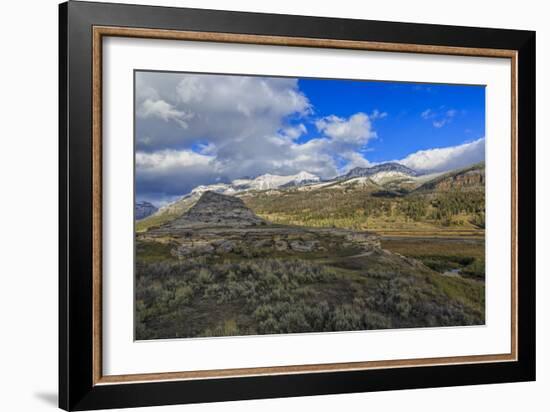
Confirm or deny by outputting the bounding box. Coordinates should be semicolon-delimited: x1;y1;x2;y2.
137;98;193;128
136;149;220;199
280;124;307;141
136;72;311;151
339;151;373;172
135;72;383;202
136;149;213;171
136;72;483;204
315;113;375;145
398;137;485;173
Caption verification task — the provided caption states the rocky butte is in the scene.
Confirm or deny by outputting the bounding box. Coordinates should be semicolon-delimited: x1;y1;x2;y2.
166;191;268;229
142;191;381;259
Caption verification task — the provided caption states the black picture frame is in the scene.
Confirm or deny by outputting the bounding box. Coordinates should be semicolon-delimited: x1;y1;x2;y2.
59;1;536;410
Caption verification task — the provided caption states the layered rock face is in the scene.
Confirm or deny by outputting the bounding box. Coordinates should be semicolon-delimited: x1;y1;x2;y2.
166;191;267;228
142;191;381;259
415;163;485;193
164;227;380;259
431;169;485;192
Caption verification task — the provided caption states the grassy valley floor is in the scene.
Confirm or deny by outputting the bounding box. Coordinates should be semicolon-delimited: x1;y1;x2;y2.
381;236;485;280
135;229;485;340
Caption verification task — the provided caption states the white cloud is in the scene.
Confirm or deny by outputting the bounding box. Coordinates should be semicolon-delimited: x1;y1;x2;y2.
136;149;214;172
315;112;375;145
398;137;485;173
136;149;221;197
280;123;307;140
174;75;311;119
136;73;312;153
137;99;193;128
136;72;381;195
135;72;484;204
339;151;373;172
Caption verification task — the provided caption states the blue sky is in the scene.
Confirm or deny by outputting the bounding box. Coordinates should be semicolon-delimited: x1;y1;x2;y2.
297;79;485;162
135;71;485;205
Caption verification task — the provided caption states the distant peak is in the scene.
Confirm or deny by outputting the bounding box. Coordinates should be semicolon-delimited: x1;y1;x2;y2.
135;200;158;220
136;200;156;207
341;162;419;179
253;170;318;180
295;171;318;179
230;170;320;190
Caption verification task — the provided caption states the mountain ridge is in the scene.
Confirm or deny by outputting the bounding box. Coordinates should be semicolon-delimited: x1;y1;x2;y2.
340;162;419;180
137;162;484;232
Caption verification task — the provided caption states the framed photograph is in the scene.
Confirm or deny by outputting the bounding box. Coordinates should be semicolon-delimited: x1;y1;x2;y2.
59;1;535;410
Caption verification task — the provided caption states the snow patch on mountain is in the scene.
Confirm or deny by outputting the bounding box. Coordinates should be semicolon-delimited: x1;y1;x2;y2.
232;171;320;191
341;162;419;180
369;170;414;184
191;183;236;196
159;171;322;212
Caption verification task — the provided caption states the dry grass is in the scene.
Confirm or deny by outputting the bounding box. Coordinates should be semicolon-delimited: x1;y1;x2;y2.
381;238;485;259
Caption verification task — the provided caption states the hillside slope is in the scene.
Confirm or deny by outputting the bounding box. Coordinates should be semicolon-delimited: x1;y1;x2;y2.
242;163;485;235
137;162;485;235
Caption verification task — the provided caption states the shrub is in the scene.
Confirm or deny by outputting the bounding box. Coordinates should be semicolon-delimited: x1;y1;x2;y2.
461;258;485;279
135;253;483;339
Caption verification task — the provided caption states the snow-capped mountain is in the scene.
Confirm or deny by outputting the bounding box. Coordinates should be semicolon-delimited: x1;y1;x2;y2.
147;171;321;223
369;170;416;185
190;182;237;197
189;171;320;195
150;166;418;222
233;171;320;191
341;162;419;180
136;162;483;233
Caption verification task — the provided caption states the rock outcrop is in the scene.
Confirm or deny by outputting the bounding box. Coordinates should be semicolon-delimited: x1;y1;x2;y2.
166;191;267;228
142;191;381;260
432;169;485;191
417;163;485;192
